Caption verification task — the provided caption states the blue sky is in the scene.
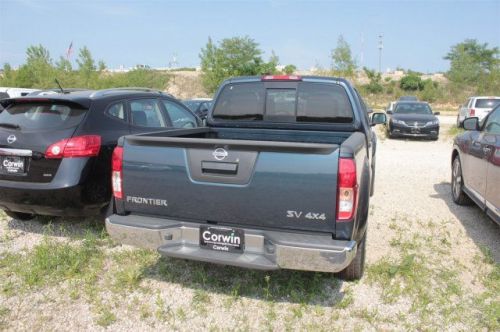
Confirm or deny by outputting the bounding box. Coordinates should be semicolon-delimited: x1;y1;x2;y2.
0;0;499;73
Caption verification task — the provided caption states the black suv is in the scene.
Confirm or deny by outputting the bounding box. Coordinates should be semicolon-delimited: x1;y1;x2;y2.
0;88;200;220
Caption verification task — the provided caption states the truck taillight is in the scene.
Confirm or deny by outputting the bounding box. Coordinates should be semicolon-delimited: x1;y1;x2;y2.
112;146;123;199
337;158;358;222
261;75;302;81
45;135;101;159
469;108;475;116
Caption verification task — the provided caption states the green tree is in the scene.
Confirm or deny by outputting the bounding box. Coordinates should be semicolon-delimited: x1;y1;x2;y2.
283;64;297;75
331;35;357;77
76;46;97;87
400;72;424;91
444;39;499;84
199;36;277;92
16;45;55;88
362;67;383;94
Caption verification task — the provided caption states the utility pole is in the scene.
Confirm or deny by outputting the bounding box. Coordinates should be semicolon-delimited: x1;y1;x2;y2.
378;34;383;74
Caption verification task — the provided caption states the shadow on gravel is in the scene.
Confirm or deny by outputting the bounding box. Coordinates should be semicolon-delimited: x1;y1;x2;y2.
432;182;500;262
144;256;347;306
5;215;105;239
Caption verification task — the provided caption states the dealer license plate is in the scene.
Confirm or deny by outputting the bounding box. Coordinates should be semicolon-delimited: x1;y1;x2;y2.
199;226;244;253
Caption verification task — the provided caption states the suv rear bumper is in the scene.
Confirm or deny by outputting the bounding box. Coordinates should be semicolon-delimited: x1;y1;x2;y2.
106;214;357;273
0;184;105;217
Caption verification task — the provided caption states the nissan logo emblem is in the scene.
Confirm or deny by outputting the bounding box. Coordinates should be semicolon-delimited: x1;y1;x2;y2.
7;135;16;144
212;148;228;161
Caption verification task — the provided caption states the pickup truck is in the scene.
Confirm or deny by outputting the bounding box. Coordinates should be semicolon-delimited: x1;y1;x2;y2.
106;75;386;280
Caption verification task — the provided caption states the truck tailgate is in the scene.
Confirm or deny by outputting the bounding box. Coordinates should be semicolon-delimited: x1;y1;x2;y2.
121;137;339;234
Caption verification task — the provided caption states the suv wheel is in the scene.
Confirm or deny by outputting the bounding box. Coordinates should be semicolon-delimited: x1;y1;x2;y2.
451;157;472;205
337;233;366;280
4;211;35;221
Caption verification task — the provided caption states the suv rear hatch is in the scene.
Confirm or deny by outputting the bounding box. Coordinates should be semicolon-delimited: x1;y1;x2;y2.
0;99;89;183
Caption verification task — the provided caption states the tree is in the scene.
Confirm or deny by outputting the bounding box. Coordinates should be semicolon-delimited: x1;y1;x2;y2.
444;39;499;84
199;36;277;92
17;45;55;88
283;64;297;75
362;67;383;94
76;46;96;87
400;72;424;91
331;35;357;77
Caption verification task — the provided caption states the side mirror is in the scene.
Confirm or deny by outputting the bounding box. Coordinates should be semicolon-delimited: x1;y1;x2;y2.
371;112;387;126
434;111;440;115
386;110;393;115
463;117;479;131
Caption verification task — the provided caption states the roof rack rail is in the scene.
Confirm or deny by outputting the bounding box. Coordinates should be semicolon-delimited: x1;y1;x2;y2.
90;87;173;98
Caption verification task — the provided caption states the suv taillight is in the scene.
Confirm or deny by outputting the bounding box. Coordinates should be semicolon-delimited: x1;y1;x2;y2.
45;135;101;159
112;146;123;199
469;108;475;117
337;158;358;222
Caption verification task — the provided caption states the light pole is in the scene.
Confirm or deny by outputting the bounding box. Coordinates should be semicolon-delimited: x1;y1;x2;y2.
378;34;383;74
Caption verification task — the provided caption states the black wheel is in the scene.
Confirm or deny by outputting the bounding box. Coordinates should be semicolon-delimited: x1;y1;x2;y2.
4;211;35;221
451;157;472;205
337;233;366;280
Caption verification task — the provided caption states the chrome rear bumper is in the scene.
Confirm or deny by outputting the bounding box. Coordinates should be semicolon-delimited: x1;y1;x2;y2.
106;214;357;273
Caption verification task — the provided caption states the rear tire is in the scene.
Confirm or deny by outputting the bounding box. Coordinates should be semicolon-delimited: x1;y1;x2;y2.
4;211;35;221
451;157;472;205
337;233;366;280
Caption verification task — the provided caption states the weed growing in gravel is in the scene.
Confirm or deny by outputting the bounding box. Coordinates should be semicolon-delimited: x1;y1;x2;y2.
0;233;104;289
109;249;159;292
447;125;464;137
366;216;497;329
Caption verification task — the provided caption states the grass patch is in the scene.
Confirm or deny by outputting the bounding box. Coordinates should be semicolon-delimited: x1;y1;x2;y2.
109;249;159;292
0;234;104;289
447;125;464;137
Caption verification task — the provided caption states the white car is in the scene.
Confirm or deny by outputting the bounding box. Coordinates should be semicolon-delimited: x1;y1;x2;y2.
457;96;500;126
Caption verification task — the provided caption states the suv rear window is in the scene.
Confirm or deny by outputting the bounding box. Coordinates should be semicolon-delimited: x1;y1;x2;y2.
0;103;87;130
213;82;353;123
474;99;500;108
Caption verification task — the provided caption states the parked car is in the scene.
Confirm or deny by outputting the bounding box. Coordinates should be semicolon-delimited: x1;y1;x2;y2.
451;105;500;225
456;96;500;127
106;75;387;280
182;98;212;119
386;101;397;113
0;87;41;98
0;88;200;220
386;101;440;139
399;96;418;101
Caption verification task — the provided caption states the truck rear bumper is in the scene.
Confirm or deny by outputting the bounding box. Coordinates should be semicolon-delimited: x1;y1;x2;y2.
106;214;357;273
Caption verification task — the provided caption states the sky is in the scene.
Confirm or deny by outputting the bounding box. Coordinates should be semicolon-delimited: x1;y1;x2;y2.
0;0;499;73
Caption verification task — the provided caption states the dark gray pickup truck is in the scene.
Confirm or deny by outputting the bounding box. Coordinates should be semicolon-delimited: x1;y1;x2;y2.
106;75;386;280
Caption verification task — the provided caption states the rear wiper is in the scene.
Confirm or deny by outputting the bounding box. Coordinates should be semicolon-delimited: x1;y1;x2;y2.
0;123;20;129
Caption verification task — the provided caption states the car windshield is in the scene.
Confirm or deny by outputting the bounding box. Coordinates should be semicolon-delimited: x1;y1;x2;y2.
474;99;500;108
394;103;432;115
0;103;87;130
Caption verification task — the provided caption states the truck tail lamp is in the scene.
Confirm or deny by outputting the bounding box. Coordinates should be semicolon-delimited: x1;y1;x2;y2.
111;146;123;199
45;135;101;159
336;158;358;222
261;75;302;81
469;108;475;117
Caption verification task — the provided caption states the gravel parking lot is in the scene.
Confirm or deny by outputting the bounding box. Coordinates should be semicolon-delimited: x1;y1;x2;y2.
0;117;498;331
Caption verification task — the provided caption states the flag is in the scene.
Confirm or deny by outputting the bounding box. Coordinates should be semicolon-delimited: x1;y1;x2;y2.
66;41;73;60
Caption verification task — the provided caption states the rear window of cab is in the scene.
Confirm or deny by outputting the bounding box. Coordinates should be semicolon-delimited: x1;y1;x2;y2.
212;82;354;123
0;103;87;130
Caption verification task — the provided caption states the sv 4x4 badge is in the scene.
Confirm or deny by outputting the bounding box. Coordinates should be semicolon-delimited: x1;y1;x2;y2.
286;210;327;221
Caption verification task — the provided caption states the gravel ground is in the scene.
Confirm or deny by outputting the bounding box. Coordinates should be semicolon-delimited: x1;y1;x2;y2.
0;117;498;331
